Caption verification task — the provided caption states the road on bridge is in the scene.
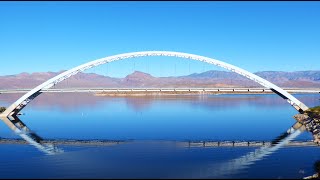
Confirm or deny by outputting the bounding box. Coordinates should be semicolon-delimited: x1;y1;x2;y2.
0;88;319;94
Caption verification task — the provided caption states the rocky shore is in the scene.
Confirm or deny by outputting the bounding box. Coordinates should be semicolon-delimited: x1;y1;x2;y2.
294;106;320;144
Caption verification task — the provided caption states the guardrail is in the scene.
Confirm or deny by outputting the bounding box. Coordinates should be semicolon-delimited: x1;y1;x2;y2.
0;88;319;93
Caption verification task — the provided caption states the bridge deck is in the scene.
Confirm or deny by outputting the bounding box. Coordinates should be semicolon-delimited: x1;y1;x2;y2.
0;138;316;147
0;88;319;94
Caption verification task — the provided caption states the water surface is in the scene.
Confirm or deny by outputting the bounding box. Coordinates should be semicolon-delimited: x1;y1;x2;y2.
0;93;319;178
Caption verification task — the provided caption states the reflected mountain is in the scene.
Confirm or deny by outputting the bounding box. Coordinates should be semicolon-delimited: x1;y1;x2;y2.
0;93;319;113
0;93;106;112
124;97;154;112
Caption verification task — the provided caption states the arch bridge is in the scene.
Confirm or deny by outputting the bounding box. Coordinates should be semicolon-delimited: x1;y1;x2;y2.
0;51;309;119
0;51;310;154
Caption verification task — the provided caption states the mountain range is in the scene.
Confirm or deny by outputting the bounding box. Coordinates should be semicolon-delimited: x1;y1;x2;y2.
0;70;319;89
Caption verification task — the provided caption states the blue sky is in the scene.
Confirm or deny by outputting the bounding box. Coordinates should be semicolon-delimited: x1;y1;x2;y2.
0;1;319;77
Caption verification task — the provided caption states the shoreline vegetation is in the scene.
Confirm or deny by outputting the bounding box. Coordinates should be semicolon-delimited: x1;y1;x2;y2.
0;107;5;113
306;106;320;119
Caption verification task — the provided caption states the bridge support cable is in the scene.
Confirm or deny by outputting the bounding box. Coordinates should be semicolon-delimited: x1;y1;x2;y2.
1;51;309;118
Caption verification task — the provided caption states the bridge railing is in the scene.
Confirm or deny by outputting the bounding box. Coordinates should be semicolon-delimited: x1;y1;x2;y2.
0;88;319;93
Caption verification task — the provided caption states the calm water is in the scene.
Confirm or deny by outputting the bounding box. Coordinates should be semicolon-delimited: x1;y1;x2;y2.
0;93;319;178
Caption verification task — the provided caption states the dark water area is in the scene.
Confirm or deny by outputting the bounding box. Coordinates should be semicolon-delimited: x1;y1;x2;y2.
0;93;319;178
0;142;320;179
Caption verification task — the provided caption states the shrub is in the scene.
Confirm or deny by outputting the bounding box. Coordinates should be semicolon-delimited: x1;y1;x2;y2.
0;107;6;113
306;106;320;119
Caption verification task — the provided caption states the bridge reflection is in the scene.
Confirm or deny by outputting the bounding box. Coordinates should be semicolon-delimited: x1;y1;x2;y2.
0;109;318;178
0;114;63;155
187;122;306;178
0;114;315;178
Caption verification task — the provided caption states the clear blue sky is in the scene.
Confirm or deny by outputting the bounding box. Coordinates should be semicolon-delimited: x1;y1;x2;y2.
0;1;320;77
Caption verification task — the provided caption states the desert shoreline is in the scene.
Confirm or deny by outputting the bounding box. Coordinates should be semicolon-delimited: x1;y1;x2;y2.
94;91;319;97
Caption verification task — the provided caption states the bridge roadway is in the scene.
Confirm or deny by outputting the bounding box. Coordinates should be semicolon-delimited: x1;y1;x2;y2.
0;88;319;94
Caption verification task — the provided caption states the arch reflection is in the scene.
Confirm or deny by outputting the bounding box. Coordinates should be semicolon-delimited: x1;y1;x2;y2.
0;114;63;155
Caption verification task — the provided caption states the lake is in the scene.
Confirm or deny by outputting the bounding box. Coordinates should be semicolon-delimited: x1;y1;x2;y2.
0;93;319;178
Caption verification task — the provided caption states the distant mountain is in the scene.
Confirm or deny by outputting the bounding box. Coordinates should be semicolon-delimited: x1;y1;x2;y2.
187;70;320;81
0;71;119;89
186;70;244;79
255;71;320;81
0;70;319;89
122;71;156;87
185;70;320;88
254;71;320;88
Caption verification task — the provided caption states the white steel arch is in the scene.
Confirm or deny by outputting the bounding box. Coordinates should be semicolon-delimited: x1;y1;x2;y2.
0;51;309;119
